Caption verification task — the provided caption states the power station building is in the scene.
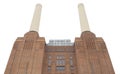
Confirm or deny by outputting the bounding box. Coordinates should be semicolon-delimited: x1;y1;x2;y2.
5;4;115;74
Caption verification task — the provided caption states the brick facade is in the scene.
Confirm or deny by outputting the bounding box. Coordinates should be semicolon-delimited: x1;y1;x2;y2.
5;31;115;74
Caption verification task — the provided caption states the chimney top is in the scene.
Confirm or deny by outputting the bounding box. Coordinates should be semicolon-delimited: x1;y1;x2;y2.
78;3;90;32
30;4;42;32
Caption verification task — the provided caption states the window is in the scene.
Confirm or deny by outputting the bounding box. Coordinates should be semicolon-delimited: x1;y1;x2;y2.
56;55;65;65
48;60;52;65
57;56;59;59
62;60;65;65
69;56;73;65
70;66;74;70
48;55;52;59
56;60;65;65
70;59;73;65
56;66;65;71
48;55;52;65
57;55;64;59
48;66;51;71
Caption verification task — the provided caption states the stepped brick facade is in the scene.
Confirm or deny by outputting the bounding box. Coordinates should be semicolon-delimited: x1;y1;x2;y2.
4;31;115;74
4;3;115;74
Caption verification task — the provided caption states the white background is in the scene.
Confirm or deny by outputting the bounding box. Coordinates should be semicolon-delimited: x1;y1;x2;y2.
0;0;120;74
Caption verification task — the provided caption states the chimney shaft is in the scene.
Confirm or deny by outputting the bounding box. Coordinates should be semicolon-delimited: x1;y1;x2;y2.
30;4;42;32
78;4;90;32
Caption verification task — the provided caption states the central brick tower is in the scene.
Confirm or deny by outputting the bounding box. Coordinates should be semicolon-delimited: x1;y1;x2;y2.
5;3;115;74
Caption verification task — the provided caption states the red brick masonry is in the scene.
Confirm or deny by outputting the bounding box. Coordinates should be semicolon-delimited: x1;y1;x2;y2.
4;31;115;74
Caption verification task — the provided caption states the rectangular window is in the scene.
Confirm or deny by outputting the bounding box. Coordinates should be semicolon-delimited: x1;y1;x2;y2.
48;66;51;72
56;60;65;65
70;59;73;65
56;66;65;71
48;55;52;59
48;60;52;65
70;66;74;70
57;55;64;59
62;60;65;65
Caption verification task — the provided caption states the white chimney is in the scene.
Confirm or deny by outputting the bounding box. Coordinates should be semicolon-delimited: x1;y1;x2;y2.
30;4;42;32
78;3;90;32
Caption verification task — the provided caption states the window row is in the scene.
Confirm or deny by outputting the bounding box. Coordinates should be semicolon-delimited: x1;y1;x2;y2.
48;59;73;65
48;55;73;59
56;66;65;71
46;49;74;52
48;66;74;71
